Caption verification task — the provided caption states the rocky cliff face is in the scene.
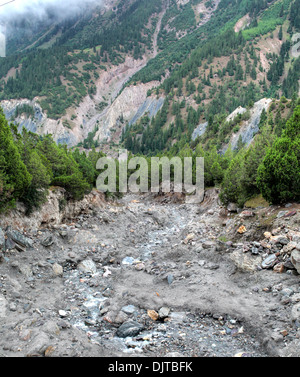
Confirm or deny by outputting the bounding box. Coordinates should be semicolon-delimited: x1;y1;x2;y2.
222;98;272;152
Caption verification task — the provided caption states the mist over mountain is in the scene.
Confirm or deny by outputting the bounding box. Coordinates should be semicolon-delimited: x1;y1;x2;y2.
0;0;101;22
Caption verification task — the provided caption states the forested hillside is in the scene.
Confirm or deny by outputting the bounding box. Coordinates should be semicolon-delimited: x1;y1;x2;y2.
122;0;300;155
0;0;299;213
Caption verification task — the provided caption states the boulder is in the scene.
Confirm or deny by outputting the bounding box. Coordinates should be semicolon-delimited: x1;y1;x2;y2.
0;295;7;318
116;321;143;338
291;249;300;274
230;250;262;272
262;254;277;269
6;229;33;249
227;203;238;212
0;227;5;250
77;259;97;275
41;235;54;247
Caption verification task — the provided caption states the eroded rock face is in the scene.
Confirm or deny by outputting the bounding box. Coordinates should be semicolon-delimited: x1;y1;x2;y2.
221;98;272;153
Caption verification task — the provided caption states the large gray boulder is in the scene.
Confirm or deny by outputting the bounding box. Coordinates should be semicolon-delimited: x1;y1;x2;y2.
0;227;5;250
116;321;143;338
291;249;300;274
6;228;33;249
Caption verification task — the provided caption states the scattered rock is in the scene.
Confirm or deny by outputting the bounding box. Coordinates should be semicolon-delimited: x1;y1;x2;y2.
6;229;33;249
121;305;137;315
291;250;300;274
291;303;300;323
77;259;97;275
227;203;238;212
26;332;50;356
0;295;7;318
116;321;143;338
52;263;63;277
147;310;159;321
41;235;54;247
166;274;174;285
262;254;277;269
230;250;262;272
237;226;247;234
158;307;170;319
0;227;5;250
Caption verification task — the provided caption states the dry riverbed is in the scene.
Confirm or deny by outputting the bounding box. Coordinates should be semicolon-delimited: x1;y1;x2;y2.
0;191;299;357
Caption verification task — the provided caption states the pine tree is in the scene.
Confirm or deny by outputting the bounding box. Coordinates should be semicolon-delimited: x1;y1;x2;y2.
257;106;300;204
0;110;31;212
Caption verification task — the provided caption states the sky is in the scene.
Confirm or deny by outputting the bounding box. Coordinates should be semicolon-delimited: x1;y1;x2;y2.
0;0;102;22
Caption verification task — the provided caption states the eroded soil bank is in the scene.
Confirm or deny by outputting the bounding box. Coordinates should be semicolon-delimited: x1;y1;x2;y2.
0;190;299;357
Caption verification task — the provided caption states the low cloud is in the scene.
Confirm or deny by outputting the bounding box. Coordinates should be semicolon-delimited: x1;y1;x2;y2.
0;0;102;22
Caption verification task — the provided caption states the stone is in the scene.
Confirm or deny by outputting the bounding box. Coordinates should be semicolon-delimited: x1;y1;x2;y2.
284;210;297;218
19;264;33;278
202;241;216;249
291;250;300;274
261;254;277;269
135;262;145;271
52;263;63;277
158;307;170;319
58;310;68;317
147;310;159;321
0;227;5;250
277;211;288;218
237;225;247;234
114;311;129;325
291;294;300;303
281;288;294;297
6;229;33;249
0;295;7;318
183;233;195;244
121;305;137;315
230;250;262;272
284;258;296;270
273;263;285;274
227;203;238;212
26;332;50;356
291;303;300;323
77;259;97;275
5;237;16;251
41;235;54;247
264;232;272;239
116;321;143;338
166;274;174;285
240;211;254;218
122;257;135;265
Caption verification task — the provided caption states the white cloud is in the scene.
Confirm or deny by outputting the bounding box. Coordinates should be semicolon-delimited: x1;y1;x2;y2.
0;0;102;21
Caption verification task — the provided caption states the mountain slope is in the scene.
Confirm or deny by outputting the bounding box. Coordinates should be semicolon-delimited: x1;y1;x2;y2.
0;0;299;152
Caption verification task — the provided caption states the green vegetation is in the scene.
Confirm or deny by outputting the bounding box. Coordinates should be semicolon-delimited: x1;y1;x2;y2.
242;0;291;40
0;0;299;213
0;108;105;214
257;104;300;204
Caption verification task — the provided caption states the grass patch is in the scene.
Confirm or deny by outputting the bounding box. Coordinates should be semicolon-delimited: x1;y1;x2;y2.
244;194;270;208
